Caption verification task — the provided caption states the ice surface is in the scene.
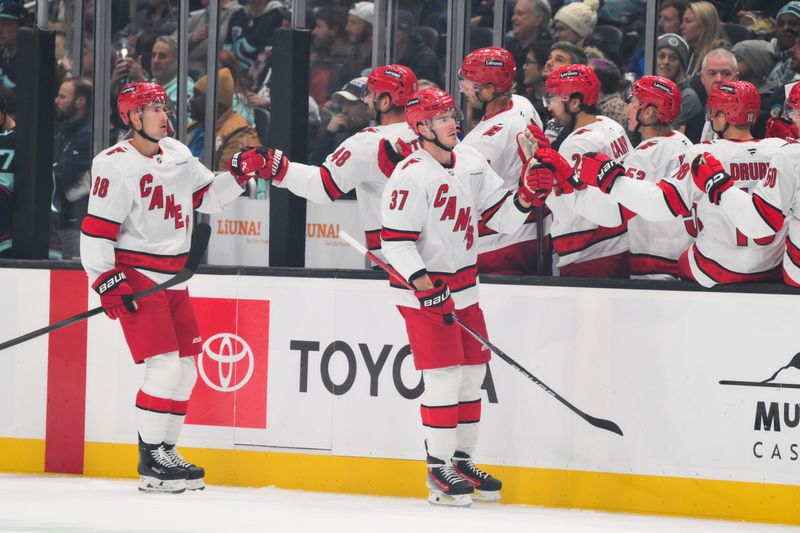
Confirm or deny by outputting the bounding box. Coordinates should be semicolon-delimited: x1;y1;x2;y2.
0;473;796;533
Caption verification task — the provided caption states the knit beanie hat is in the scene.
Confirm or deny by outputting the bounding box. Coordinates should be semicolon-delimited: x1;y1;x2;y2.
732;40;776;81
657;33;690;70
554;0;600;39
777;1;800;22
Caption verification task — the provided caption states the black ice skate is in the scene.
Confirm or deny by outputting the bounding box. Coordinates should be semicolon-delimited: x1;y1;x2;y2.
452;451;502;502
426;455;474;507
163;443;205;491
137;437;187;494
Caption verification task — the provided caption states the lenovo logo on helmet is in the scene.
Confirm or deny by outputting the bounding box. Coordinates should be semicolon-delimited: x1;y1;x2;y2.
485;59;504;67
407;97;420;107
652;81;672;94
121;85;137;94
560;70;580;79
383;69;402;79
719;85;736;94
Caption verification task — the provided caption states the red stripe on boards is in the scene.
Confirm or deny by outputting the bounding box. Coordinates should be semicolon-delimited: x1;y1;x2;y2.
45;269;89;474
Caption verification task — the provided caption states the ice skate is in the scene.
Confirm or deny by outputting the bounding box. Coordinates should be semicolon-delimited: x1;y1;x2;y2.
137;438;187;494
452;451;502;502
163;443;205;491
426;456;473;507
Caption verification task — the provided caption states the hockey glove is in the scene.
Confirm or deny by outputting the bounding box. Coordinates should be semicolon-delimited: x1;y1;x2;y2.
378;138;413;178
415;280;455;325
765;116;799;142
691;152;732;205
92;269;138;320
526;121;551;150
534;147;585;193
579;152;625;193
518;163;554;207
228;146;289;186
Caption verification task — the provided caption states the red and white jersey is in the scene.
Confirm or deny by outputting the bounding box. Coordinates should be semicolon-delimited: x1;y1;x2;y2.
381;144;531;309
546;116;632;269
620;131;695;279
461;94;548;258
80;137;244;286
718;141;800;286
610;137;787;287
275;122;420;251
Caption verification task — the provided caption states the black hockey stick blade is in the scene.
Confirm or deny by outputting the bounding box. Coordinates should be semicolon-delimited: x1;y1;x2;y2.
0;223;211;353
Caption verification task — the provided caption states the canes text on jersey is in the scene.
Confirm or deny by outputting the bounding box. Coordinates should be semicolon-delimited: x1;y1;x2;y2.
140;174;187;230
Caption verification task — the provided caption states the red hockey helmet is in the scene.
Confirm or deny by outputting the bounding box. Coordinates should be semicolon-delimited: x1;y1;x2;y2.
459;47;516;93
405;88;463;135
545;64;600;107
117;82;169;126
366;65;418;107
784;82;800;122
707;81;760;125
629;75;682;124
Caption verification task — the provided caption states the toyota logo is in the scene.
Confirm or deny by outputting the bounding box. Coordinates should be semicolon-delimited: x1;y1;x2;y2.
198;333;254;392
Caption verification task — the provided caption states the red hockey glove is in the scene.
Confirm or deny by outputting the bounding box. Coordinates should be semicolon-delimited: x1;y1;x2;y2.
92;269;138;320
415;280;454;325
526;121;551;150
579;152;625;193
765;116;799;142
518;163;554;207
534;147;585;193
228;146;289;185
378;138;412;178
691;152;732;205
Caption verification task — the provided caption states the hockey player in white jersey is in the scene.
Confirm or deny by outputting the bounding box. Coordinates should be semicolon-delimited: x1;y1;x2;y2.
80;82;279;493
532;64;633;278
703;83;800;286
266;65;420;252
578;81;786;287
562;76;694;279
458;46;547;274
381;88;552;506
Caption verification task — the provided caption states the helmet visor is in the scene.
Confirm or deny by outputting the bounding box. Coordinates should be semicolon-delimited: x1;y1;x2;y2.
430;107;464;128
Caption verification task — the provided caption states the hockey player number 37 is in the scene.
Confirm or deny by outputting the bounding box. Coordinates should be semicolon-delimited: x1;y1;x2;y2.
92;176;110;198
389;189;409;210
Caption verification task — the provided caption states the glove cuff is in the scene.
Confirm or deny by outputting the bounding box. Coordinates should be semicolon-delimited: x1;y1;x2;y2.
93;269;128;295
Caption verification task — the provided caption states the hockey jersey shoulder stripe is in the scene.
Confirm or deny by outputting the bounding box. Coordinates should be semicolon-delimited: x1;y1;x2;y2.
192;182;212;209
630;253;679;277
365;229;381;251
115;249;189;274
752;193;785;233
481;191;513;224
381;226;421;242
552;223;627;256
657;180;691;217
81;214;121;241
691;244;781;284
320;165;345;201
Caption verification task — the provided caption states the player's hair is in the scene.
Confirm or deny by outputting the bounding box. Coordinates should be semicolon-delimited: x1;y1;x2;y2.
550;41;587;65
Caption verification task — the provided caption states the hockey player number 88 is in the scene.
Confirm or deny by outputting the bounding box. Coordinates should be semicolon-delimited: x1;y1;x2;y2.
92;176;110;198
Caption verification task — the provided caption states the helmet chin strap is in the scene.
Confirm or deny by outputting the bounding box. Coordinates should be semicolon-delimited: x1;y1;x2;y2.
710;115;729;137
131;111;162;144
421;127;454;153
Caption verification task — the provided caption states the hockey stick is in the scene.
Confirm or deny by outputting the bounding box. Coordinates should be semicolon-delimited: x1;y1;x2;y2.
338;230;623;436
0;223;212;353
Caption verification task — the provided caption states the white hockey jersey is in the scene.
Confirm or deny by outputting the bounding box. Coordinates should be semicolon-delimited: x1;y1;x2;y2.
718;141;800;286
381;144;531;309
461;94;548;257
274;122;420;251
80;137;244;286
609;137;787;287
546;117;632;269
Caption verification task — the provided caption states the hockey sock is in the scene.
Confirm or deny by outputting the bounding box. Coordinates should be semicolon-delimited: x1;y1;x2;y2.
163;356;198;446
455;364;485;457
421;365;462;461
135;352;181;444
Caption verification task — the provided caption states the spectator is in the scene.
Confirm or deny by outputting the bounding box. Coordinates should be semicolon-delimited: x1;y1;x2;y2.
218;50;255;126
181;0;242;78
150;36;195;108
695;48;739;141
0;1;27;90
590;58;627;128
396;12;444;89
656;33;702;135
659;0;688;34
506;0;553;95
0;91;14;257
309;6;353;107
552;0;599;47
309;77;369;165
118;0;178;45
681;1;729;77
187;68;260;171
344;2;373;79
522;41;551;121
766;2;800;87
228;0;288;71
53;77;93;260
731;40;778;99
542;41;587;79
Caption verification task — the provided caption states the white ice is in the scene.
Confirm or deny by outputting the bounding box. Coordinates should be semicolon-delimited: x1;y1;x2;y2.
0;473;797;533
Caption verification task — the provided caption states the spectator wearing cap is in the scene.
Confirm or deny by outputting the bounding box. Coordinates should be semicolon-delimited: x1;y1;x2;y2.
590;58;627;129
656;33;702;134
310;6;354;106
680;1;729;77
0;1;27;90
310;77;369;165
345;2;373;80
187;68;261;171
227;0;289;71
766;2;800;87
732;40;778;100
395;11;443;89
506;0;553;95
553;0;599;47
